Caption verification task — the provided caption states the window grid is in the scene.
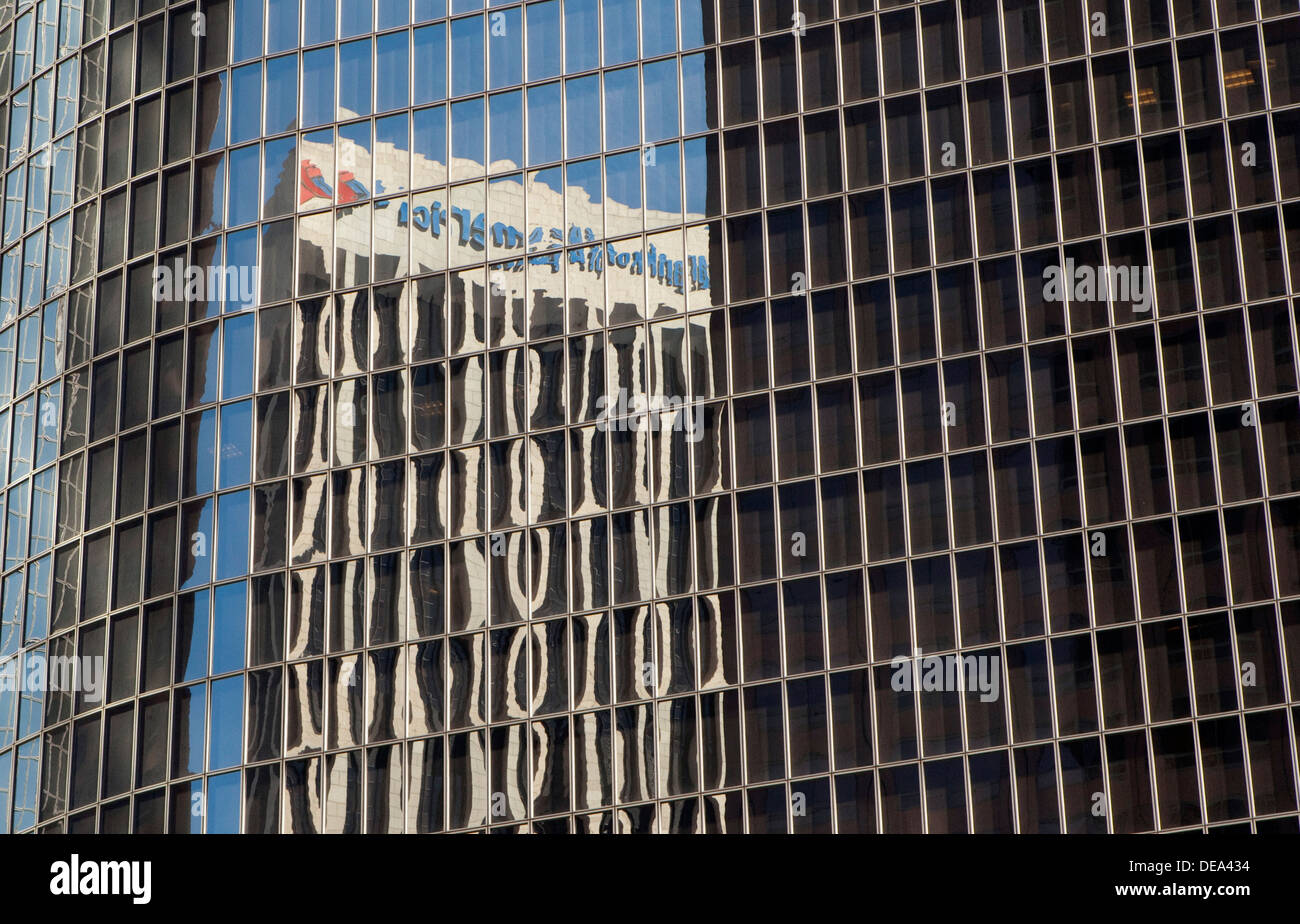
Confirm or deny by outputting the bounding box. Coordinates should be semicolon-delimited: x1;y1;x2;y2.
0;0;1299;834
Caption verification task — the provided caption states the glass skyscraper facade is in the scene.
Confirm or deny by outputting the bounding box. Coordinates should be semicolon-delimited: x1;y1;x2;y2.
2;0;1300;834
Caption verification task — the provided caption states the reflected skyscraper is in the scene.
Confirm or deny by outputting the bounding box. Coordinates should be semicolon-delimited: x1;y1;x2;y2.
2;0;1300;834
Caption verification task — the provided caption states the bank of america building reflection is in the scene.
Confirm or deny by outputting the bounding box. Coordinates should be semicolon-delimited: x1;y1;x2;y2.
3;0;1300;834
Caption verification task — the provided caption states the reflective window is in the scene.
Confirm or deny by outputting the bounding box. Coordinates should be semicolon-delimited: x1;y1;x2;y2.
212;581;247;675
527;82;562;166
603;0;637;66
265;54;299;135
450;16;484;98
230;63;263;144
339;39;373;119
566;75;600;157
603;66;640;150
302;48;335;128
6;0;1298;839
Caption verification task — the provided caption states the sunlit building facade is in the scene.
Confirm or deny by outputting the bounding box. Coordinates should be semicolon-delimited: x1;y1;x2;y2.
2;0;1300;833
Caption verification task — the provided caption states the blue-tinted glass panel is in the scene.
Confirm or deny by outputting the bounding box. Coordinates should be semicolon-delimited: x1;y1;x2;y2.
680;0;706;49
5;480;29;569
681;52;713;134
224;229;259;312
7;88;29;169
0;667;15;748
451;98;485;172
3;166;24;248
15;316;37;397
216;489;251;580
227;145;261;227
266;0;299;53
25;152;46;229
50;135;75;215
0;325;12;404
451;16;485;97
643;58;679;142
603;0;637;65
20;232;43;314
34;1;56;70
527;1;561;81
488;7;522;89
218;400;253;489
58;4;82;57
339;39;373;118
302;48;336;128
565;75;600;157
12;13;33;87
232;0;265;61
377;31;410;113
605;149;641;212
212;581;247;675
641;0;677;57
26;468;54;558
340;0;374;38
0;572;22;658
263;136;297;217
29;72;52;152
645;139;680;217
567;156;602;212
303;0;337;45
177;590;211;682
378;0;411;29
413;105;448;186
376;114;410;193
565;0;599;73
1;250;19;324
9;395;33;479
34;385;58;469
415;0;448;21
206;771;242;833
17;650;42;738
230;63;263;144
413;25;448;104
23;554;49;641
12;739;37;832
221;314;256;399
489;90;522;171
527;82;562;166
181;498;214;589
264;54;299;135
0;411;9;484
44;214;71;299
40;302;59;384
209;676;244;770
190;409;217;497
604;66;640;149
0;750;10;833
175;683;207;775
